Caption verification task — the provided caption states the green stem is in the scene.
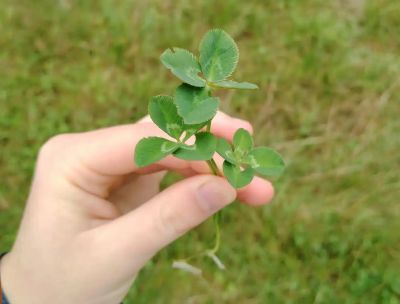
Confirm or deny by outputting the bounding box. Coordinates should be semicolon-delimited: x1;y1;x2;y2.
210;212;221;253
204;116;224;257
205;157;223;256
175;110;225;268
206;158;221;176
206;120;211;132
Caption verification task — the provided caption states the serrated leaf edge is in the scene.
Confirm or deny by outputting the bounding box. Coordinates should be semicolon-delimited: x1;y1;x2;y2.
211;80;259;90
199;28;239;82
148;95;184;139
160;47;206;87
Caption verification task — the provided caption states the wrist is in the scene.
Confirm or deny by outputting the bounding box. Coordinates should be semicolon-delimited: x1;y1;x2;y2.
0;251;29;304
1;252;12;304
1;252;10;304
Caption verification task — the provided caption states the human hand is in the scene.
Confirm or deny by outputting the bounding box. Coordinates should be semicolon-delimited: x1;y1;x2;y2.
0;112;274;304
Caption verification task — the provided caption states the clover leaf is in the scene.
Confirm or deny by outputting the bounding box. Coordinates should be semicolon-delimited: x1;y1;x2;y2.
233;128;253;156
183;120;211;139
173;132;217;161
199;29;239;82
148;95;184;140
175;84;219;124
216;128;285;188
223;162;254;189
134;137;179;167
216;138;236;163
160;48;206;88
245;147;285;177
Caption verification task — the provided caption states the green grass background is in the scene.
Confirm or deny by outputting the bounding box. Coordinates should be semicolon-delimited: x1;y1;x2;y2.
1;0;400;303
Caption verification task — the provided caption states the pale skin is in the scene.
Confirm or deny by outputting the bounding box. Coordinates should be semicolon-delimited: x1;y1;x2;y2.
0;112;274;304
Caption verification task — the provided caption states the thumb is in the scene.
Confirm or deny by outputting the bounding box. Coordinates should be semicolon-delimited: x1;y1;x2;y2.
94;175;236;267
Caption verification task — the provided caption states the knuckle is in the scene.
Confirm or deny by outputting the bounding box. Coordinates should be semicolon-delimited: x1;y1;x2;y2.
38;134;74;158
37;134;78;170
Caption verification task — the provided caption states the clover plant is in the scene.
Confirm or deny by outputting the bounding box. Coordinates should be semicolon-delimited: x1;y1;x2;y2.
134;29;285;270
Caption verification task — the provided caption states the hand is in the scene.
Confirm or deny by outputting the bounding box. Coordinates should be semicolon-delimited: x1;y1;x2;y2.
0;112;274;304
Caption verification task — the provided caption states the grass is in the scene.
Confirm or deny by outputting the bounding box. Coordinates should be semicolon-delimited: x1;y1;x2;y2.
1;0;400;303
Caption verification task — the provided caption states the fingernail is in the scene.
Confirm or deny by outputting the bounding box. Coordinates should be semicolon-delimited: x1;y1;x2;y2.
196;178;236;213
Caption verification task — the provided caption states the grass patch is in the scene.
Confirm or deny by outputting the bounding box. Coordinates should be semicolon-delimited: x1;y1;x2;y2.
1;0;399;303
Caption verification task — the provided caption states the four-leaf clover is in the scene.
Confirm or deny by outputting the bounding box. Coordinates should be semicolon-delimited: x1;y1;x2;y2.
217;128;285;188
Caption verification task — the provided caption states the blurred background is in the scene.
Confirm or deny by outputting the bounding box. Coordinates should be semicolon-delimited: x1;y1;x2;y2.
0;0;399;303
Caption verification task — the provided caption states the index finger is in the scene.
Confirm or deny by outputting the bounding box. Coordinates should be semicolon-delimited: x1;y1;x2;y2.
74;112;253;176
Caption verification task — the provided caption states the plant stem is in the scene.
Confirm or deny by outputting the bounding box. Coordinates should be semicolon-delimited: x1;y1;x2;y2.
175;120;226;269
204;115;225;258
210;212;221;253
205;157;223;256
206;158;221;176
206;120;211;132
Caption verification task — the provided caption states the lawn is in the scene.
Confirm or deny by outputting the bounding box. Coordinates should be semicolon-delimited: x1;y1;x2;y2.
0;0;399;303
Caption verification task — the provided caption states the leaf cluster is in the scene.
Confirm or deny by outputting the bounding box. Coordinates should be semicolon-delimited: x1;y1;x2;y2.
160;29;258;90
217;129;284;188
134;29;285;188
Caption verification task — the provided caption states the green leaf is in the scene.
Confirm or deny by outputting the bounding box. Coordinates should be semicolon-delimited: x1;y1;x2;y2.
223;161;254;188
160;48;206;87
233;128;253;157
199;29;239;82
173;132;217;161
212;80;258;90
216;138;236;163
246;147;285;176
182;120;210;139
175;84;219;124
149;95;183;139
135;137;178;167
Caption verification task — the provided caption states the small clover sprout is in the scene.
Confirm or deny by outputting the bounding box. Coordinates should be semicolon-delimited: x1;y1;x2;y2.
134;29;285;270
217;128;285;188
